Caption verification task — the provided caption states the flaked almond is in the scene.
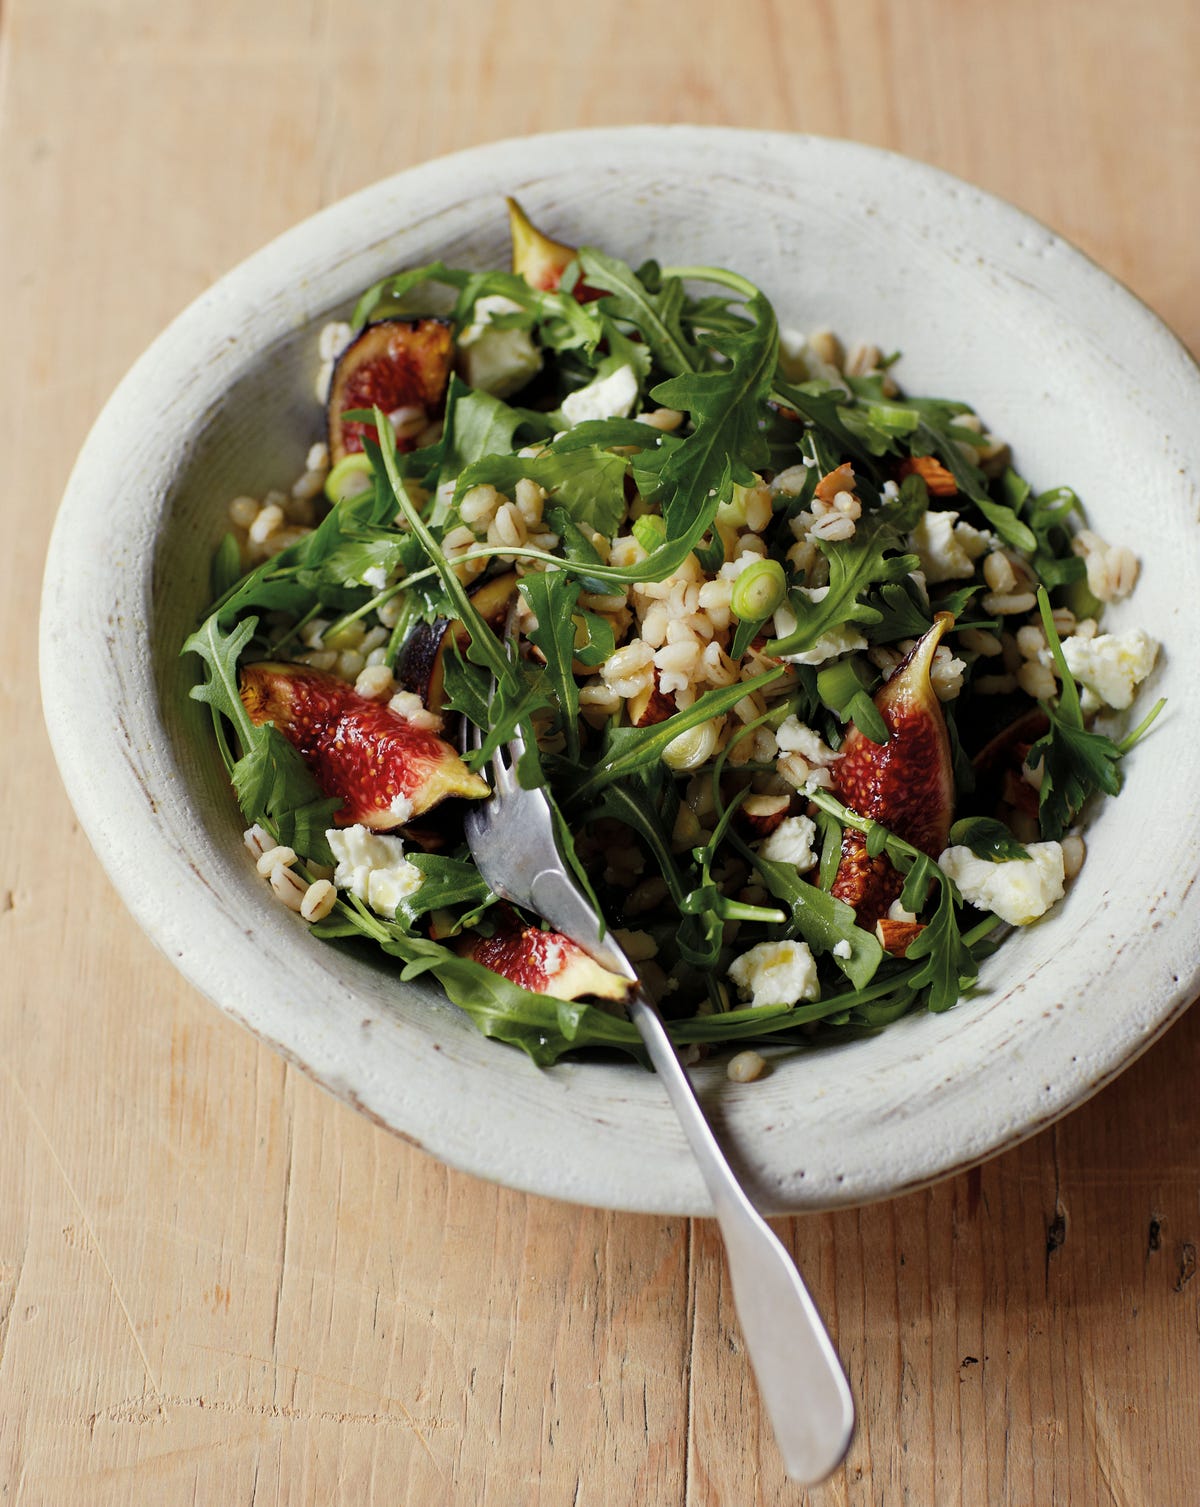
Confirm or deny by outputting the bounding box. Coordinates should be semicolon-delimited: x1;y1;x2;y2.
815;462;856;504
875;918;927;957
739;793;792;837
898;455;958;497
628;672;676;728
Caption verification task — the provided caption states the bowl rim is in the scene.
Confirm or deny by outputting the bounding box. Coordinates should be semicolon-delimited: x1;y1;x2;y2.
40;125;1200;1214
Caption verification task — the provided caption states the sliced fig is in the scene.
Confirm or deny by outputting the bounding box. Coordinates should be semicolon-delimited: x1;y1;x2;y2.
327;318;454;465
396;571;518;712
458;912;629;1002
240;662;487;828
506;198;604;302
830;616;956;927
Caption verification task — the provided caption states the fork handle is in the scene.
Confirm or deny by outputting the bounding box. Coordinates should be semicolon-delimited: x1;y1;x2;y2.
626;990;855;1485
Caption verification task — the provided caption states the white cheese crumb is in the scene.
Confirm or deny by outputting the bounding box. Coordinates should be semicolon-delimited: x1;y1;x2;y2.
759;815;818;871
728;940;820;1009
326;825;423;919
832;939;853;960
1056;628;1159;711
938;842;1065;926
561;363;639;427
907;510;992;583
388;792;414;822
774;587;868;666
775;716;837;766
362;565;388;591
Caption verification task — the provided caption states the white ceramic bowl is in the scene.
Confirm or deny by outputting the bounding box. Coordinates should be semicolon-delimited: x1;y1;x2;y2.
41;128;1200;1214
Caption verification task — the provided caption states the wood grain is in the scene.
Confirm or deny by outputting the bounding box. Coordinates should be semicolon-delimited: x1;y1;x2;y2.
3;0;1199;1501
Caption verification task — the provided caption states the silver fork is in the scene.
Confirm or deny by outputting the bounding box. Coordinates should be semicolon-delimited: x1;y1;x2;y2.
460;715;855;1486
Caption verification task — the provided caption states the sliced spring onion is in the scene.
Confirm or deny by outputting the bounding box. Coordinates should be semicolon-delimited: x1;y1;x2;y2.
632;514;667;552
816;655;889;743
662;718;722;772
325;452;375;504
729;558;786;622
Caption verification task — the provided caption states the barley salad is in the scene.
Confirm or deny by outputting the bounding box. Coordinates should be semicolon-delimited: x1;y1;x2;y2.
183;201;1163;1071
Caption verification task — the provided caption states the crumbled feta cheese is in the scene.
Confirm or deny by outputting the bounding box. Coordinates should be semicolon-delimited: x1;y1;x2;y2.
458;296;543;399
759;815;818;870
775;716;837;765
1057;628;1159;711
362;565;388;591
773;587;869;666
728;940;821;1009
832;938;853;960
561;363;639;427
326;824;423;919
388;792;414;822
938;842;1065;926
907;510;992;583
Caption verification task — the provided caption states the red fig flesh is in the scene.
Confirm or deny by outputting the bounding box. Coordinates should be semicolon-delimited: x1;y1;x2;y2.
830;617;955;926
240;663;487;828
327;318;454;465
458;913;629;1002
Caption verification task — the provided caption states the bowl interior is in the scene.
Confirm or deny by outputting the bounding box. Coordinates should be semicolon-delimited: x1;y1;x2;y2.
43;129;1200;1213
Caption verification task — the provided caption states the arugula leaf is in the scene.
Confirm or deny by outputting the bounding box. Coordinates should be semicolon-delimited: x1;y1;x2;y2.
948;816;1031;862
393;854;495;929
579;248;697;377
570;667;785;800
771;378;881;475
911;413;1036;551
518;572;584;760
901;875;978;1013
767;514;918;657
454;447;629;536
439;378;555;482
732;833;882;989
651;284;779;524
1027;588;1125;839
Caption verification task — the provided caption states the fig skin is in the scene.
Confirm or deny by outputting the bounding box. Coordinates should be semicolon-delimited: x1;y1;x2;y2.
396;571;518;712
327;318;454;465
239;662;487;828
506;197;604;301
829;617;956;927
458;911;629;1003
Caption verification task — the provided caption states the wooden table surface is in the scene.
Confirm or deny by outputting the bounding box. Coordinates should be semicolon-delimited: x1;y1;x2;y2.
5;1;1200;1502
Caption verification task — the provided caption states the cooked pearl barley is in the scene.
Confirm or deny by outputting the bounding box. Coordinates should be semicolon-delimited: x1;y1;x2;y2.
319;320;352;360
639;602;670;648
291;467;327;502
770;465;810;497
305;441;330;473
1017;659;1057;700
604;640;654;685
355;665;395;700
377;593;405;629
243;825;272;860
638;407;684;432
809;511;856;542
742;485;774;532
298;649;337;671
336;649;365;680
256;845;297;876
1061;833;1086;879
301;880;337;922
488;502;528;549
514;477;546;526
1050;607;1077;636
270;864;308;913
727;1050;767;1084
983;552;1017;593
228;495;260;529
248;503;285;545
960;627;1002;657
460;483;502;528
982;590;1038;616
832;490;861;519
578;591;628;614
1016;625;1046;659
360;626;388;653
